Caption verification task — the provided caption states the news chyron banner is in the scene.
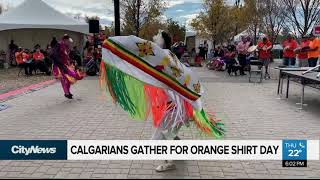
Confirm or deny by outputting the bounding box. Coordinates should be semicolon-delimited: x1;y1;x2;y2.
0;140;319;167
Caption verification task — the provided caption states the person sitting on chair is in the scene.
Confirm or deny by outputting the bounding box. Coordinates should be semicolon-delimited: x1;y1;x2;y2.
15;48;33;75
25;49;36;75
33;47;51;75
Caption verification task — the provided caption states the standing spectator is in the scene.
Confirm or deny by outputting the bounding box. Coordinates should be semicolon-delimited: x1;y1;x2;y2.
282;35;298;67
191;48;196;56
216;46;224;57
296;36;310;67
51;37;58;47
236;36;250;75
199;44;206;61
9;40;18;66
257;37;273;79
306;34;320;67
204;40;209;60
178;42;185;60
70;46;82;66
224;46;239;76
44;45;53;67
209;49;215;60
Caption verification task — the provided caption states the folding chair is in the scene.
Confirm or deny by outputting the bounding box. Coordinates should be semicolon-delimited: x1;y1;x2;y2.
249;60;263;83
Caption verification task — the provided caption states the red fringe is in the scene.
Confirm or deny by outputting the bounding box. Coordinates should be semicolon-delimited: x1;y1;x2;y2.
144;85;169;128
184;100;194;119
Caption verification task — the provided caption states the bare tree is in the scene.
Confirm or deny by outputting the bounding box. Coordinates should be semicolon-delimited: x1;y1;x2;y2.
280;0;320;36
243;0;265;45
261;0;286;44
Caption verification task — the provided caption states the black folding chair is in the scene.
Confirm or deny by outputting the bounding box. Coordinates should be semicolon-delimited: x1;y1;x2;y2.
249;60;263;83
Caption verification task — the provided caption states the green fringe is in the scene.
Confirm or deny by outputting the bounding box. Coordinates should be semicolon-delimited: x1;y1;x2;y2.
194;109;225;139
104;64;147;120
123;74;148;120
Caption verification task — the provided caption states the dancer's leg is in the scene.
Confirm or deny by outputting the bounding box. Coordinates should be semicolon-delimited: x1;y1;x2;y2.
61;76;71;95
153;114;178;172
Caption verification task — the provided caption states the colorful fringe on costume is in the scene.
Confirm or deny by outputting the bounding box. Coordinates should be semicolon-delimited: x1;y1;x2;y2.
100;62;224;138
100;35;224;138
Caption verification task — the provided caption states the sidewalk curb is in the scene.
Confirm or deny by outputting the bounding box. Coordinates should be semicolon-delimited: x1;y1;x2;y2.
0;80;57;102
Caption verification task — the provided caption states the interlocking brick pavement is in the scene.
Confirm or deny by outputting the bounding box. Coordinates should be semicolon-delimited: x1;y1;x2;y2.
0;64;320;179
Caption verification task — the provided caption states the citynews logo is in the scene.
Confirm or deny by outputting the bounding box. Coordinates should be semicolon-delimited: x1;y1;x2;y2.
11;145;57;156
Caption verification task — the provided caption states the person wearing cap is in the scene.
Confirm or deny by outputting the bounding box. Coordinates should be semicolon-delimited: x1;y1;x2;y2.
257;37;273;79
51;34;84;99
295;36;310;67
306;34;320;67
282;35;298;67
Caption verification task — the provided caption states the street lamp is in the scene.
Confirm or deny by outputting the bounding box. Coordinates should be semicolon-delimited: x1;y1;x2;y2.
114;0;120;36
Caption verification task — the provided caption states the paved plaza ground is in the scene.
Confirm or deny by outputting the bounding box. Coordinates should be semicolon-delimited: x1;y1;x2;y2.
0;65;320;179
0;68;52;95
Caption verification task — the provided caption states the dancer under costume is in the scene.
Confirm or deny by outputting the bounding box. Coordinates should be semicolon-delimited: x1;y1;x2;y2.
51;34;84;99
100;31;224;172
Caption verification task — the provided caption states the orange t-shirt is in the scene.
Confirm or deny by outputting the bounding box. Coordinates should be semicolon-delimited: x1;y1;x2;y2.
258;41;272;59
297;40;310;59
283;40;298;58
308;38;320;58
33;52;44;61
15;52;24;65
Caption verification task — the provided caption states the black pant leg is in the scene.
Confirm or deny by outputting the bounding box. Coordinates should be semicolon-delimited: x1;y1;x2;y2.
29;63;35;75
227;65;232;74
22;64;28;75
238;54;246;75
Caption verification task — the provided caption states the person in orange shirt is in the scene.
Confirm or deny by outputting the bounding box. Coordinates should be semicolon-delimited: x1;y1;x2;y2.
306;34;320;67
15;48;32;75
295;36;310;67
15;47;24;65
257;37;273;78
282;35;298;67
33;47;51;75
33;48;44;61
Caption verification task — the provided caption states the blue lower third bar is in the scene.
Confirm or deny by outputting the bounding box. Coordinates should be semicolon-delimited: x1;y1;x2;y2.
0;140;67;160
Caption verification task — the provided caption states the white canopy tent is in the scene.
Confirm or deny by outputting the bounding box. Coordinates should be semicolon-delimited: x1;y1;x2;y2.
0;0;89;54
185;31;214;53
233;29;266;43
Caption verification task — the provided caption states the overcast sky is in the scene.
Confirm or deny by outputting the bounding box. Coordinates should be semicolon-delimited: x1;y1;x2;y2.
0;0;233;29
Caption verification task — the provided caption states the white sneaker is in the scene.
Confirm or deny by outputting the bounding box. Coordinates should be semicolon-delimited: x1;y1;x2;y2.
155;161;176;172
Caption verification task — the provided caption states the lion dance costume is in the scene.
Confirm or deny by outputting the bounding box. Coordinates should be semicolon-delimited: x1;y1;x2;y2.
100;35;224;139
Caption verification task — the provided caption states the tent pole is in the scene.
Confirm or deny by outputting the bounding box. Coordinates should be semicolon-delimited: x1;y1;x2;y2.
114;0;120;36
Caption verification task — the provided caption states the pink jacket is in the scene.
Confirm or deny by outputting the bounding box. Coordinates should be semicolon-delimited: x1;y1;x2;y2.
237;41;250;54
